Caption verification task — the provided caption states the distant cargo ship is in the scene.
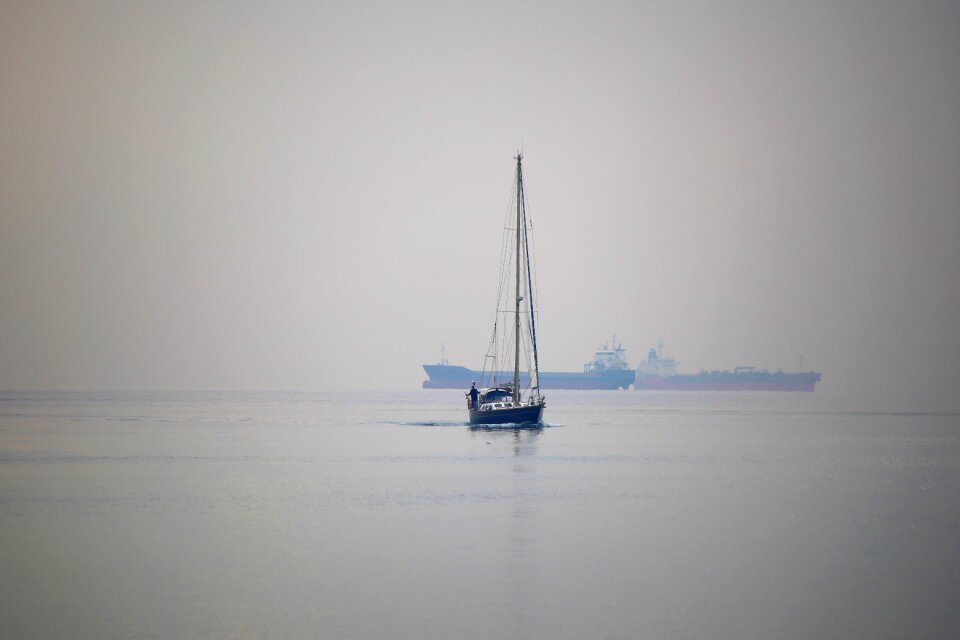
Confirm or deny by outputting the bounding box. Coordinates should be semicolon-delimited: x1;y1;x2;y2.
423;339;635;390
633;344;821;392
424;340;821;392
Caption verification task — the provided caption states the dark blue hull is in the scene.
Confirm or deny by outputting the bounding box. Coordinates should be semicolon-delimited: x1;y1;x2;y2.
468;404;544;425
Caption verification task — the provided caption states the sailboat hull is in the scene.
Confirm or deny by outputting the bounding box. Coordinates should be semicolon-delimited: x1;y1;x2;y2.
468;404;543;426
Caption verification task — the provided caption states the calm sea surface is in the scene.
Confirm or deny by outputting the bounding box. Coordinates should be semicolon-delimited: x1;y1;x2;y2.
1;390;957;639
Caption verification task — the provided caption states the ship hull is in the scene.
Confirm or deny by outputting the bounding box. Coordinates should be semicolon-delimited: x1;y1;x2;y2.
468;404;543;425
634;372;821;392
423;364;634;391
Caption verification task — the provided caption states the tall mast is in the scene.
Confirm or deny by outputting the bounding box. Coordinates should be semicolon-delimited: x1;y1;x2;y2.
513;153;522;403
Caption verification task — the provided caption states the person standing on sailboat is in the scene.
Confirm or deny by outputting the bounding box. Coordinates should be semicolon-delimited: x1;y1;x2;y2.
468;382;479;409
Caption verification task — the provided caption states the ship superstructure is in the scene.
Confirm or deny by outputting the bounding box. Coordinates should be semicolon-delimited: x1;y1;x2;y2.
635;341;678;377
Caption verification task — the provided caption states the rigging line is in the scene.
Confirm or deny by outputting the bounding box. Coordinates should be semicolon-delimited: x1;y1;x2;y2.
519;312;533;385
520;165;541;325
492;173;517;325
495;212;515;308
493;164;521;384
482;320;498;385
520;167;540;395
493;236;510;322
525;206;541;340
487;173;518;377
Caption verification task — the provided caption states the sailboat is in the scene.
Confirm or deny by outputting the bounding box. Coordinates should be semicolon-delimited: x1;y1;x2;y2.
466;153;546;426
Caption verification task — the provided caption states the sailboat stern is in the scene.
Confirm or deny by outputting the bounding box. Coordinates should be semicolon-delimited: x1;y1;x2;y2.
468;400;544;426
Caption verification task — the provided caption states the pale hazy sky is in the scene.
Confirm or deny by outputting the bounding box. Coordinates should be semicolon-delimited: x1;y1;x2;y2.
1;1;958;405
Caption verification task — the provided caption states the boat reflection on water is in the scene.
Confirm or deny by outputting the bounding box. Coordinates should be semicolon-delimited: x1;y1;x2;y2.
469;423;545;434
468;419;540;637
469;422;543;455
470;425;543;461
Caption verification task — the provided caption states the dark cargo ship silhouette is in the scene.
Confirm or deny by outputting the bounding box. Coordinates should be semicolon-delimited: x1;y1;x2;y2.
424;340;821;392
